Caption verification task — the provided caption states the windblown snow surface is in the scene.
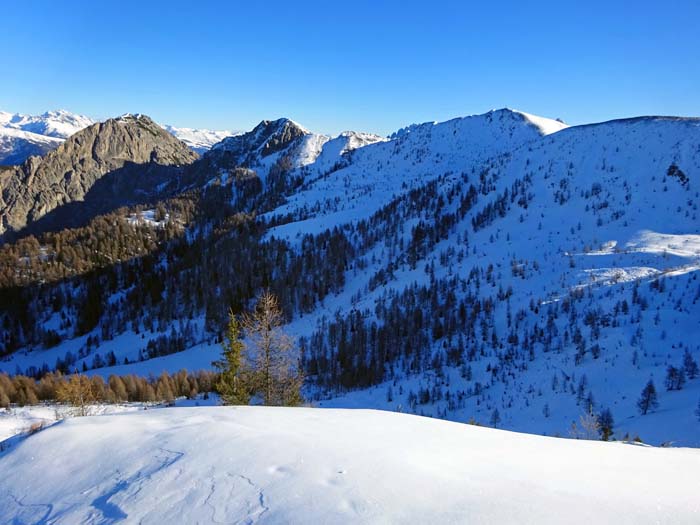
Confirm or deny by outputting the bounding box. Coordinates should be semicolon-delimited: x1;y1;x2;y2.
0;406;698;524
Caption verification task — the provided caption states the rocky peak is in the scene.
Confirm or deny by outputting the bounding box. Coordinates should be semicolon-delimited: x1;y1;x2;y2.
0;115;198;239
211;117;309;163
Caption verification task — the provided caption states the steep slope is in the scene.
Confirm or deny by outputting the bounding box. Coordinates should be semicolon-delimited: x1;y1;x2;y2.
299;115;700;444
268;108;562;237
208;118;313;177
0;114;198;238
0;407;698;524
193;118;385;194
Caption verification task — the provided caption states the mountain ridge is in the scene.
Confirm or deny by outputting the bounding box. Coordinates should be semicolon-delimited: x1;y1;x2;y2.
0;109;234;165
0;115;198;238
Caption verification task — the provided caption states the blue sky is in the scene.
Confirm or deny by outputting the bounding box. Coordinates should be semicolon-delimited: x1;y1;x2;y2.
3;0;699;135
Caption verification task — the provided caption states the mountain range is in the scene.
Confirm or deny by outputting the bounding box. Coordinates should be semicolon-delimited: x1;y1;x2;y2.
0;109;234;165
0;106;697;446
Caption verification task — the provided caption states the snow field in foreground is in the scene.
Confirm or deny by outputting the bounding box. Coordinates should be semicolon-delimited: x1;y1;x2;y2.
0;406;698;524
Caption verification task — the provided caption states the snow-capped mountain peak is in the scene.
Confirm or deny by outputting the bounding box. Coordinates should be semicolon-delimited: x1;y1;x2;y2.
5;109;95;138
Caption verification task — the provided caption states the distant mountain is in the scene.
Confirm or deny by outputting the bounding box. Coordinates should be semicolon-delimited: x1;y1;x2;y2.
0;109;93;165
160;125;237;154
207;118;385;180
0;127;63;166
0;109;94;139
0;114;197;237
0;109;236;164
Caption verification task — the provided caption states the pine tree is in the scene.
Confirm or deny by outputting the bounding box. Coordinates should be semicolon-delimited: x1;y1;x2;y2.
490;408;501;428
683;350;699;379
213;309;249;405
637;380;659;415
597;408;614;441
664;365;685;391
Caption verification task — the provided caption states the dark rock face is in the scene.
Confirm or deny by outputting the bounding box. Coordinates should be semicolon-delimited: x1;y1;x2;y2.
0;115;198;239
209;118;307;167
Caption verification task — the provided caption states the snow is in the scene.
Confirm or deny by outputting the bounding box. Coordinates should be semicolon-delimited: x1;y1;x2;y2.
85;341;222;379
262;112;700;446
126;208;169;228
512;109;569;135
4;107;700;450
0;405;57;442
0;404;142;442
624;230;700;258
0;109;94;139
266;108;552;236
0;109;95;165
0;126;63;164
161;124;238;154
0;407;698;524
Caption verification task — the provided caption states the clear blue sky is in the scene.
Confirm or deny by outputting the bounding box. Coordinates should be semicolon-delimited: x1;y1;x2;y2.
3;0;699;135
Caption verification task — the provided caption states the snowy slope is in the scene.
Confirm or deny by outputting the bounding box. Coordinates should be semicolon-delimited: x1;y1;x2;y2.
0;404;144;442
0;407;698;524
0;127;63;165
0;110;99;164
160;124;237;154
283;115;700;445
207;118;386;182
513;109;568;135
267;108;562;238
0;109;94;139
0;109;557;373
2;109;698;446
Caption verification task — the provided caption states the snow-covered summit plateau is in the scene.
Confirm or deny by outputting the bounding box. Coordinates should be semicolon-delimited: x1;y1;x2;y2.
0;407;698;524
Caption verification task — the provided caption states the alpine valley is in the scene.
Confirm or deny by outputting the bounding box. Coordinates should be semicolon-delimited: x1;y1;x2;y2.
0;106;699;451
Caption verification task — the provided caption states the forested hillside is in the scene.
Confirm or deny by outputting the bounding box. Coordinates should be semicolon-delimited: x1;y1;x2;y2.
1;109;698;445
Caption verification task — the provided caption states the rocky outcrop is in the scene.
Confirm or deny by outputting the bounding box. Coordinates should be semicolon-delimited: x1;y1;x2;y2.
210;118;308;166
0;115;198;238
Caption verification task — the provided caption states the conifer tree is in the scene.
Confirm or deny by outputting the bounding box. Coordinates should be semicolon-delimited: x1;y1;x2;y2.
637;380;659;415
490;408;501;428
213;309;250;405
597;408;614;441
683;350;698;379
